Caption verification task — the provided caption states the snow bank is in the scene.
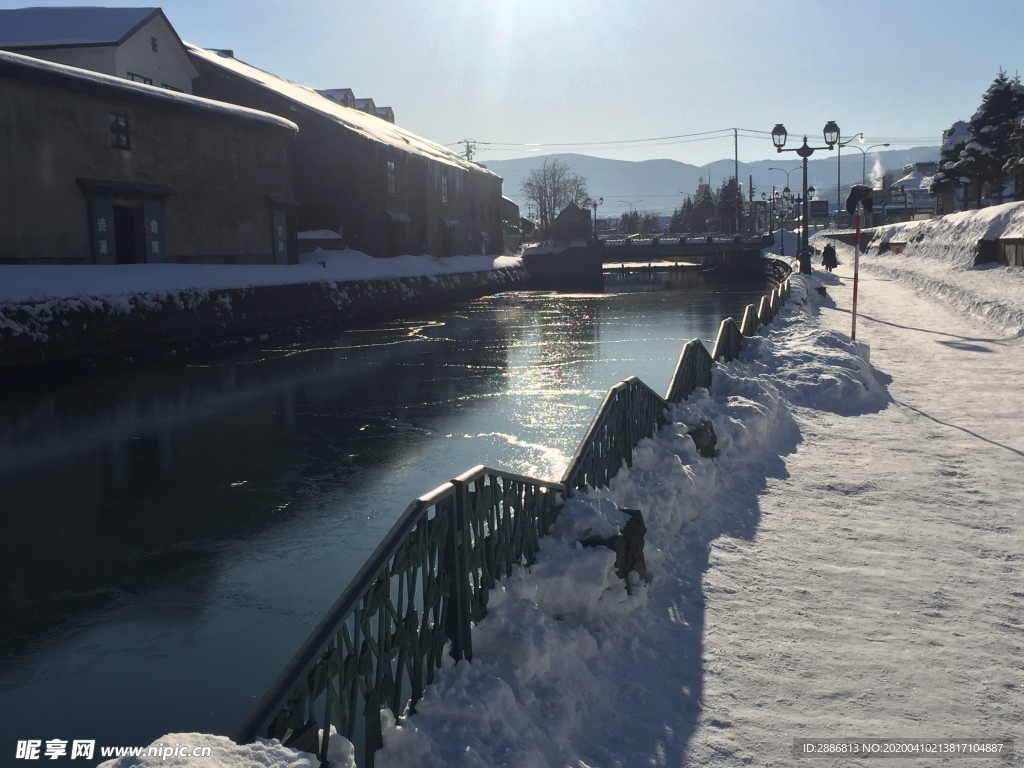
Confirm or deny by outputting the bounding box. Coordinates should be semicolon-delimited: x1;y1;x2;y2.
866;201;1024;269
0;250;522;306
816;203;1024;336
0;250;523;346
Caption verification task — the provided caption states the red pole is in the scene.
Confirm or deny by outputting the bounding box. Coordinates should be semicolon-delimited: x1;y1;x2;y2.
851;206;861;341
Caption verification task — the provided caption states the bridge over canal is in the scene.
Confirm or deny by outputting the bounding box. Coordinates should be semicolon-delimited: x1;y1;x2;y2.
523;233;775;290
597;233;773;263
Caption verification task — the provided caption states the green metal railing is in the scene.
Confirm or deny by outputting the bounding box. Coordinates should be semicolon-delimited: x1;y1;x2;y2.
711;317;744;362
237;266;792;767
740;304;760;336
560;376;669;494
236;467;563;767
561;274;791;493
665;338;714;404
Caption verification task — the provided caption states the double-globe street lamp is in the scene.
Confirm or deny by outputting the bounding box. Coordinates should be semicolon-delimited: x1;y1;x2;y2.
771;121;840;271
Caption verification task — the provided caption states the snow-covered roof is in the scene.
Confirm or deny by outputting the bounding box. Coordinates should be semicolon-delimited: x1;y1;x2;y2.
187;45;498;177
893;170;932;191
0;48;297;133
318;88;354;106
0;6;160;48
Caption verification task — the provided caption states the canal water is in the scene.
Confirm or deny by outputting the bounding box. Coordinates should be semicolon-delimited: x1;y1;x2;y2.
0;269;769;755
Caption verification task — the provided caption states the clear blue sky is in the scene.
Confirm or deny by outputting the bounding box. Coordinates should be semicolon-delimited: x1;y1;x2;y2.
5;0;1022;166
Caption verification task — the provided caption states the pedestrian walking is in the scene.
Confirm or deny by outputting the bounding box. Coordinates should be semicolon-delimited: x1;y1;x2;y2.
822;243;838;272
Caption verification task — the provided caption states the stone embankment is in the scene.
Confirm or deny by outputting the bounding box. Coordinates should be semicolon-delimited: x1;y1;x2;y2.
0;266;527;372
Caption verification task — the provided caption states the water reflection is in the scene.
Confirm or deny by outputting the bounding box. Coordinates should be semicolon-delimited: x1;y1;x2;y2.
0;278;769;753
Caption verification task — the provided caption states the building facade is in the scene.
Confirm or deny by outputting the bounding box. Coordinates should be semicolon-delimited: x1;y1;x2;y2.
189;46;505;259
0;6;197;92
0;50;297;265
1;5;507;264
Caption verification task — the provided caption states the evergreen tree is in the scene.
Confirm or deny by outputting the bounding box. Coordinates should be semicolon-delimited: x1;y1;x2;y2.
668;206;684;233
953;70;1024;205
669;199;691;233
688;189;717;233
930;120;970;201
714;178;741;234
1002;118;1024;201
639;211;661;234
619;210;640;234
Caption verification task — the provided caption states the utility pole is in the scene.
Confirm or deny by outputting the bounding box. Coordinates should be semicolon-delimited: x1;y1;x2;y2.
734;128;740;233
748;173;755;235
458;139;477;162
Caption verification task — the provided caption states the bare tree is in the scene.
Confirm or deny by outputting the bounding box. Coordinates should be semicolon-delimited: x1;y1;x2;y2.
519;158;589;239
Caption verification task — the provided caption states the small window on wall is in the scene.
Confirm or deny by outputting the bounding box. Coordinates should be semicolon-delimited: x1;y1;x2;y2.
128;72;152;85
109;112;130;150
151;36;158;52
387;161;396;196
441;175;449;205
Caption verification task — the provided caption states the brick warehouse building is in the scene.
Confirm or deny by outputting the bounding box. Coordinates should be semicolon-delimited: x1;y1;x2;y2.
0;49;298;265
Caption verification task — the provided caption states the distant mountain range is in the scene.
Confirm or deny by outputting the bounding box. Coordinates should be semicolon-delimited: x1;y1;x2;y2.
483;148;940;218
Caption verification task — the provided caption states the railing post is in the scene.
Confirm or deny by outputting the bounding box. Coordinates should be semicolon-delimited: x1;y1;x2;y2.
445;480;473;662
741;304;759;336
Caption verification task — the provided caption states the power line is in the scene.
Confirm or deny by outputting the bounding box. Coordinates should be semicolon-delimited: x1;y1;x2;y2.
447;127;774;153
448;130;938;158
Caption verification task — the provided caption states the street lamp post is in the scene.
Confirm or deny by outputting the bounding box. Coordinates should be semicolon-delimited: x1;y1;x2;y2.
849;143;891;185
586;197;603;242
617;199;642;232
776;186;792;256
769;166;800;191
768;167;799;255
806;185;816;239
771;121;840;271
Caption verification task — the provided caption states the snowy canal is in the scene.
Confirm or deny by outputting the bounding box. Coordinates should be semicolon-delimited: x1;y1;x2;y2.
0;271;770;753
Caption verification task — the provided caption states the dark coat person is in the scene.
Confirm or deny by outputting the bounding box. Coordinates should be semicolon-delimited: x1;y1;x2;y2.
822;243;838;272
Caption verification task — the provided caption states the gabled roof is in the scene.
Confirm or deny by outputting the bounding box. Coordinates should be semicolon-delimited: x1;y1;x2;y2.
188;45;496;177
318;88;354;104
0;48;297;133
0;6;164;49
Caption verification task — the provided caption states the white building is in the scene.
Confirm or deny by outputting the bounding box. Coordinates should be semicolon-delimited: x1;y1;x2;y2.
0;6;197;92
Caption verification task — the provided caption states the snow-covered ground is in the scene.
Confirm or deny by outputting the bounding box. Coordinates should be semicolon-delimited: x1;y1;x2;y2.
92;204;1023;767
